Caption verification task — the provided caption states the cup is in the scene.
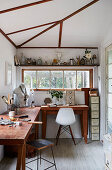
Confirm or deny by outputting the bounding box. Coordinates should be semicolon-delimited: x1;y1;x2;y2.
9;111;15;119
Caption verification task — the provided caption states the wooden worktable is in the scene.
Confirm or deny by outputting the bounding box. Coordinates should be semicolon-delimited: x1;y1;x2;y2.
0;107;40;170
41;105;89;144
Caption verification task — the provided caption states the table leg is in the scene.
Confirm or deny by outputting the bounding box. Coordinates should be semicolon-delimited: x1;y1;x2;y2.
80;114;84;137
16;143;26;170
42;110;47;139
16;145;23;170
22;143;26;170
83;110;88;144
35;117;39;139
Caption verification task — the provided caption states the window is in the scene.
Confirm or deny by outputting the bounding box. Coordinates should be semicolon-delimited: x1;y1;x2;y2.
24;71;36;89
77;71;90;88
37;71;50;89
22;69;93;90
64;71;76;89
51;71;63;89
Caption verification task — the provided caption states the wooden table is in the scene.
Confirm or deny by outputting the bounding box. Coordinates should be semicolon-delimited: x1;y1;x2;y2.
41;105;89;144
0;107;40;170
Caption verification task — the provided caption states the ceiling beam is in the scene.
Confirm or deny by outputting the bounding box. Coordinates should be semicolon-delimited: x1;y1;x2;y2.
0;29;16;48
58;22;63;47
17;47;98;49
17;0;99;47
0;0;53;14
6;21;59;36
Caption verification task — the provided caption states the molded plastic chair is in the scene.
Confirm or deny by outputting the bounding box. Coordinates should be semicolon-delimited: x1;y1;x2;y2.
26;122;57;170
56;108;76;145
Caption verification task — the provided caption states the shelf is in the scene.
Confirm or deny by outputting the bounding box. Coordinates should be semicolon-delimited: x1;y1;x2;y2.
15;64;100;67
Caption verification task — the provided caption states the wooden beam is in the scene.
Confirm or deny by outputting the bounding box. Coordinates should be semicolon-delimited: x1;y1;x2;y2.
17;46;98;49
17;0;99;47
6;21;58;35
17;22;60;47
0;29;16;48
58;22;63;47
0;0;53;14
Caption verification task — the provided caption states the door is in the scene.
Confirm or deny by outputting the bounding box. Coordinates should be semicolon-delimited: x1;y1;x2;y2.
106;44;112;133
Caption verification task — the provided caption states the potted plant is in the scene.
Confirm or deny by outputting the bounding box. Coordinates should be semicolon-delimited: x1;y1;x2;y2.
49;90;63;104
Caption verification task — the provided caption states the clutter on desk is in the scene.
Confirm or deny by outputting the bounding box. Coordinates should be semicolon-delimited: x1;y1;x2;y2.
44;98;52;105
48;104;57;107
21;118;31;122
15;115;29;119
0;119;15;125
15;121;22;126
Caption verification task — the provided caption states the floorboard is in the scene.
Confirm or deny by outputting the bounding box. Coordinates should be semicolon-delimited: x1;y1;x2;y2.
0;139;105;170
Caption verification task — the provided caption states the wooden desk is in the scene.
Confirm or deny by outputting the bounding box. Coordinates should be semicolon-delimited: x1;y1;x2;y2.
0;107;40;170
41;105;89;144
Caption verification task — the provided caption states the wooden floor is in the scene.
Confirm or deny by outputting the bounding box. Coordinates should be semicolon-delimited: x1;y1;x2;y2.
0;139;105;170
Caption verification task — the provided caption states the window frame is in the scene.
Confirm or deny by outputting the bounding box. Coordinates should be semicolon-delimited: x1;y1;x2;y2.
22;68;93;91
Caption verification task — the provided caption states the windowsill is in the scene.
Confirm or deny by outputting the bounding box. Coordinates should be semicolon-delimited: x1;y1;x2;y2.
30;88;82;91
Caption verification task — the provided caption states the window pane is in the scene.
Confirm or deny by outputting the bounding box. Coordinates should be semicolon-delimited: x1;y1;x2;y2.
107;108;112;133
64;71;76;88
51;71;63;88
37;71;50;89
108;79;112;93
108;50;112;64
77;71;89;88
24;71;36;89
108;64;112;78
107;94;112;108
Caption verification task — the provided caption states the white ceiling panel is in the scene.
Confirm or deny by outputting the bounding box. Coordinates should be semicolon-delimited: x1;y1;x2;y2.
8;25;52;46
0;0;112;47
62;0;112;46
0;0;91;33
22;25;59;47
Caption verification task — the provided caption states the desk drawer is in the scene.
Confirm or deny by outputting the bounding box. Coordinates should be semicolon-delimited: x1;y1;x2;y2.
91;104;99;111
66;100;75;105
91;119;99;126
92;134;99;140
66;90;75;96
91;127;99;133
90;97;99;103
91;111;99;118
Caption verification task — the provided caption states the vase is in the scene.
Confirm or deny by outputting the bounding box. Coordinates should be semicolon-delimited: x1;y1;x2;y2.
52;96;57;104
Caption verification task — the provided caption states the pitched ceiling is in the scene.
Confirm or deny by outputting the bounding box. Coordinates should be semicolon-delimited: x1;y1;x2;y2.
0;0;112;48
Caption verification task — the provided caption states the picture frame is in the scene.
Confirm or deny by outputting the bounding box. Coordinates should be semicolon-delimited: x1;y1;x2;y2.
5;62;12;85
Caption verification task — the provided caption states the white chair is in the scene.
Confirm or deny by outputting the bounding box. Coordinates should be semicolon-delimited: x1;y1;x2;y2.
56;108;76;145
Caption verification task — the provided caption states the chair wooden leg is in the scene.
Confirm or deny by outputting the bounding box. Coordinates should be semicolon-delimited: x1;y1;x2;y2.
69;125;76;145
56;125;62;145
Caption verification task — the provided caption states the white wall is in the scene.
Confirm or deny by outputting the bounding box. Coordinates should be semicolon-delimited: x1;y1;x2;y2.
99;23;112;140
16;48;99;138
0;33;16;161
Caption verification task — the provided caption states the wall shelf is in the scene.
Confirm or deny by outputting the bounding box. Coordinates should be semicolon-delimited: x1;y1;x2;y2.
15;64;100;67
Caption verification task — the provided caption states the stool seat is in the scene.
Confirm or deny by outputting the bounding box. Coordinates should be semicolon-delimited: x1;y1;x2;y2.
27;139;54;151
26;139;57;170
